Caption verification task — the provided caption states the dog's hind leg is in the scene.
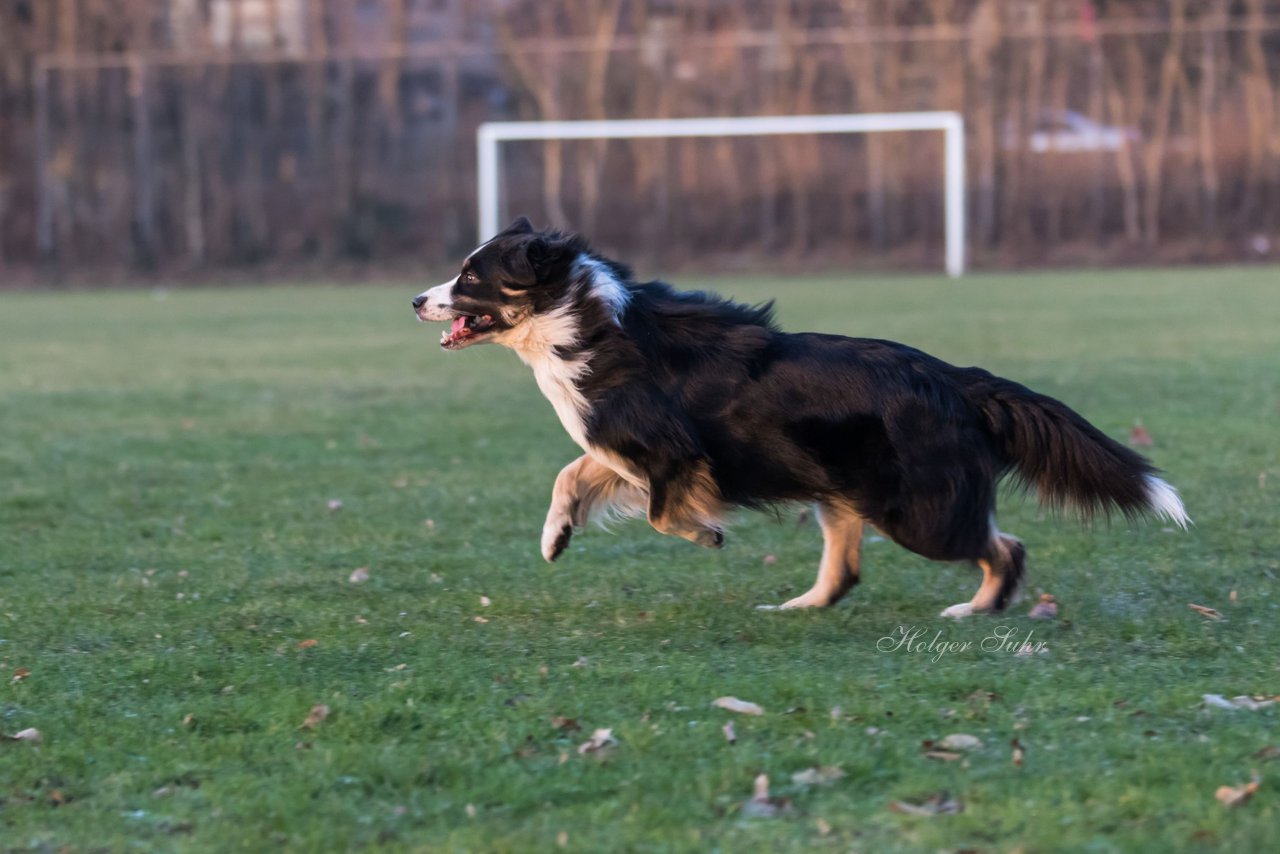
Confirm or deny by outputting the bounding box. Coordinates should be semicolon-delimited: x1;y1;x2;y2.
541;455;646;562
940;530;1026;618
777;502;865;609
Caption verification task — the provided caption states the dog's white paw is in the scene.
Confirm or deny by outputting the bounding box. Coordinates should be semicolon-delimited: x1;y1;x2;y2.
773;590;834;610
541;518;573;563
940;602;976;619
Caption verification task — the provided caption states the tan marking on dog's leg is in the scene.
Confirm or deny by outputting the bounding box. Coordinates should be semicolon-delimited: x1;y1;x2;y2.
941;531;1026;618
541;456;645;562
779;503;865;609
574;461;648;527
646;462;724;548
940;558;1001;619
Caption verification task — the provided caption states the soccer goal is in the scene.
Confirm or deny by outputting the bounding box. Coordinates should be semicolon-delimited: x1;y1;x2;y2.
476;112;966;277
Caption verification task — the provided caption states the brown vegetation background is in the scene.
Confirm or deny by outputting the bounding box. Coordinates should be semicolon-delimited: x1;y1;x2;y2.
1;1;1278;280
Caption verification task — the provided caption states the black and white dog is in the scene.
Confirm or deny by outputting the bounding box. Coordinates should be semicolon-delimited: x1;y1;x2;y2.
413;218;1188;616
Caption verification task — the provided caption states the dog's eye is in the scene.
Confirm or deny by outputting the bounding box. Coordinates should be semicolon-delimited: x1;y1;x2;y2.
461;270;479;283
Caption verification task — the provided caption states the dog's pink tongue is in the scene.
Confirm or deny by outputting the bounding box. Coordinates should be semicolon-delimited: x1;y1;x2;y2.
450;316;468;336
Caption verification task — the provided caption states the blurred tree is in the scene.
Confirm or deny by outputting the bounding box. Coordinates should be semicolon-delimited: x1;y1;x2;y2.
2;0;1279;279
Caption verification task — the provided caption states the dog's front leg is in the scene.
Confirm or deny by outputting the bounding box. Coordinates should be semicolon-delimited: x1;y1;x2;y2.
646;460;725;549
590;384;724;548
541;456;588;562
541;455;646;562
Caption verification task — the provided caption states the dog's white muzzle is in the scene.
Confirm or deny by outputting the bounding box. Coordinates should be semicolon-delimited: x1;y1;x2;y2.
413;277;458;321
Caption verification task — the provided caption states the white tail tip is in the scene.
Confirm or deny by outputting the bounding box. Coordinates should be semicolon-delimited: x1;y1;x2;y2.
1145;475;1190;529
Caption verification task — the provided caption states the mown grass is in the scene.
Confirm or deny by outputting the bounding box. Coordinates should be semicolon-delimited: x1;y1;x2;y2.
1;267;1278;852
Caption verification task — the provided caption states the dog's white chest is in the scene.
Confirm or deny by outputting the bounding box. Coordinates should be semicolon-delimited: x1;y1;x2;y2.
526;352;591;451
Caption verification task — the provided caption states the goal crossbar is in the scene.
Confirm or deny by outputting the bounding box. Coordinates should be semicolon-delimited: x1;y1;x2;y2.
477;112;966;277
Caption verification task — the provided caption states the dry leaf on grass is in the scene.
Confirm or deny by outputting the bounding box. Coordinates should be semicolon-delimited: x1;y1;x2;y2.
1028;593;1058;620
4;728;42;744
722;721;737;744
1204;694;1277;711
296;639;318;650
713;696;765;716
1012;738;1025;766
11;667;30;683
742;774;793;818
1231;696;1278;710
480;596;491;607
577;728;617;756
938;733;983;750
792;766;846;787
1189;603;1223;620
1215;773;1262;807
300;704;330;730
550;716;581;733
968;689;998;706
327;499;344;511
889;792;964;816
762;554;778;566
923;749;964;762
1253;746;1280;762
348;567;369;584
1129;423;1153;447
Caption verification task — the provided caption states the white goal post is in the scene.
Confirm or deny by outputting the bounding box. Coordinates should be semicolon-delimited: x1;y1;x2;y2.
476;112;966;277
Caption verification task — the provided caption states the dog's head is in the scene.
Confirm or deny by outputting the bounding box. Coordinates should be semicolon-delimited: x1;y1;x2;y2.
413;217;588;350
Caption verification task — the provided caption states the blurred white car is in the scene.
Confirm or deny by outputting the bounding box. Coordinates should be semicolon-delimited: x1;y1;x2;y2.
1004;109;1139;153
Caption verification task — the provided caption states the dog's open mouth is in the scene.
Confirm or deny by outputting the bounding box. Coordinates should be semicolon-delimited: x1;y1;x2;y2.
440;314;497;349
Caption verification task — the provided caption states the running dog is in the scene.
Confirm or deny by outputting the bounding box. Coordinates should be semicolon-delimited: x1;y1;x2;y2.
412;217;1188;615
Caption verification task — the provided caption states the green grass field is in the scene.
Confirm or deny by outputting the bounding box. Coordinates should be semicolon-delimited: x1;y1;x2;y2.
2;267;1278;852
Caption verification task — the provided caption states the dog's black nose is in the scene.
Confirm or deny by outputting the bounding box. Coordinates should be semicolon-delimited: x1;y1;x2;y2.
411;295;427;309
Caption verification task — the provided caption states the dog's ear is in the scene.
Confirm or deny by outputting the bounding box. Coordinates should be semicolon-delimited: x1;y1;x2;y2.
527;234;583;283
501;216;535;237
502;233;583;289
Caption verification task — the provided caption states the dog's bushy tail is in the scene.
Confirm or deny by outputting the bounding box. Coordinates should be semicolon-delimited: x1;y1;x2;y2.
968;373;1189;527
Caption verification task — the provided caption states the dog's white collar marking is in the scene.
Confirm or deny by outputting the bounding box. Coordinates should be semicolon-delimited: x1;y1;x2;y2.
500;255;628;458
574;256;630;323
505;304;593;450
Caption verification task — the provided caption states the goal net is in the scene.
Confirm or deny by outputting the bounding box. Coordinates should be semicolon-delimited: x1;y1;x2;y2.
476;112;966;277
